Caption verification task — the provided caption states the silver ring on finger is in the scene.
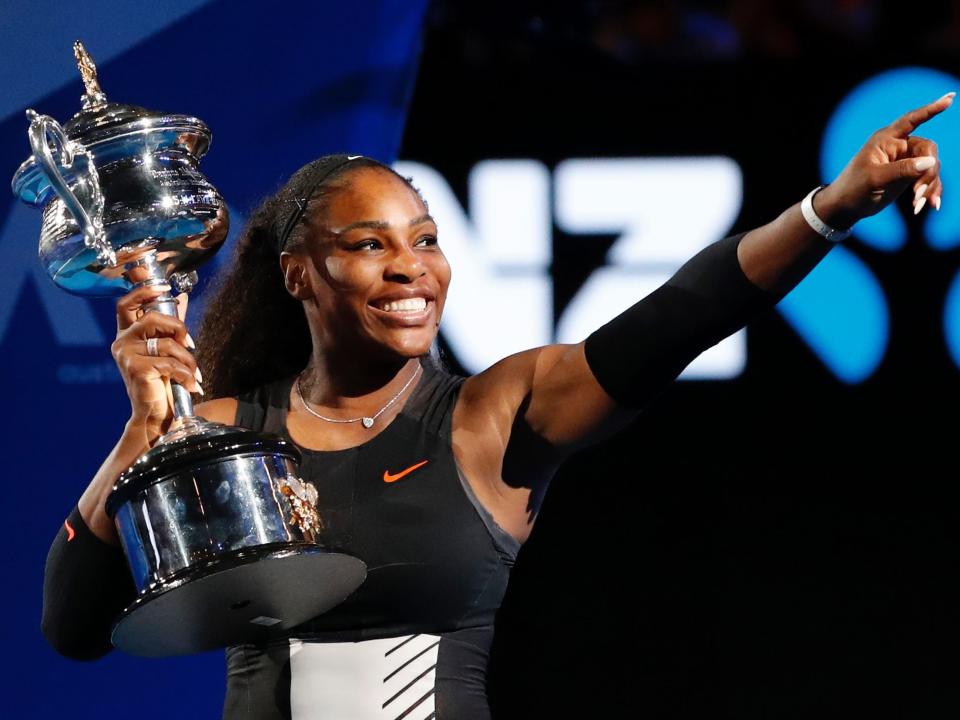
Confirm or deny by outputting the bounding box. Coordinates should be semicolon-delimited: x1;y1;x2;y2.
146;337;160;357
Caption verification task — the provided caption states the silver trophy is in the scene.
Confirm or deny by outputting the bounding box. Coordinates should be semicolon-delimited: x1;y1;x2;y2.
12;42;365;656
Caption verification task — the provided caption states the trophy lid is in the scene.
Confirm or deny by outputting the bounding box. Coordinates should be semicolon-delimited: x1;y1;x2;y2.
12;41;212;207
60;41;211;149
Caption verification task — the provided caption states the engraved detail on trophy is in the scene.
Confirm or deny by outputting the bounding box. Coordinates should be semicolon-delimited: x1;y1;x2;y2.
279;475;323;542
12;43;366;658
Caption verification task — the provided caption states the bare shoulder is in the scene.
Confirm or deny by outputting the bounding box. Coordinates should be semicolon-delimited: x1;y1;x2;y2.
194;397;239;425
455;344;571;459
458;344;574;421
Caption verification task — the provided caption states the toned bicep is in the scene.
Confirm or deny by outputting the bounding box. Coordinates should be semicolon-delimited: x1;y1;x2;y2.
521;342;637;450
458;344;634;461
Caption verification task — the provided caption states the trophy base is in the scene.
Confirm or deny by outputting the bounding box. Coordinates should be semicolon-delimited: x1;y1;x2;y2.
111;544;366;657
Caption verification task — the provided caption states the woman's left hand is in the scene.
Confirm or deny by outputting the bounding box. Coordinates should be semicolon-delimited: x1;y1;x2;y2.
814;92;953;229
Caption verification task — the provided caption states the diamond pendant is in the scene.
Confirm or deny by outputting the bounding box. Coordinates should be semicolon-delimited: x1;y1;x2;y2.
361;417;374;428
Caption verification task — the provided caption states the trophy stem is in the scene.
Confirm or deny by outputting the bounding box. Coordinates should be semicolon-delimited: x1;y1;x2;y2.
123;248;196;422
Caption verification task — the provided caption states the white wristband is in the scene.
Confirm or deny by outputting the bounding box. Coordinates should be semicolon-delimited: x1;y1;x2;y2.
801;186;852;243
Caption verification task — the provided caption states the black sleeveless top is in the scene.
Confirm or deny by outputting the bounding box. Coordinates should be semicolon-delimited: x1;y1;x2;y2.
223;363;519;720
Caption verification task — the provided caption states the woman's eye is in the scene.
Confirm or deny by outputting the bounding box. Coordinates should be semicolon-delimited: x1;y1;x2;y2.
415;234;438;246
352;239;381;251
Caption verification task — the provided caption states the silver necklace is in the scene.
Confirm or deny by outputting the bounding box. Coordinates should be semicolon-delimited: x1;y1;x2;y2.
296;363;422;429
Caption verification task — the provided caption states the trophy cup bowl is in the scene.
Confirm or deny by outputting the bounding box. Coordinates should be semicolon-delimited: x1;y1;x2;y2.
12;42;366;657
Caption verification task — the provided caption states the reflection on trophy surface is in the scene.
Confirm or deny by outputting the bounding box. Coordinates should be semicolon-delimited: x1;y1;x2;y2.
12;42;366;657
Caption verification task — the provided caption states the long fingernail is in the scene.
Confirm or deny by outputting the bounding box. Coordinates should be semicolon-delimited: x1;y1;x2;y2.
914;196;927;215
185;333;196;349
914;184;929;203
195;382;204;396
195;367;203;384
915;156;937;172
934;195;942;211
940;91;956;102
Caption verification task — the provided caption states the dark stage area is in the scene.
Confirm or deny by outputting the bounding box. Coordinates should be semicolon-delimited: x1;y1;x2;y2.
402;8;960;717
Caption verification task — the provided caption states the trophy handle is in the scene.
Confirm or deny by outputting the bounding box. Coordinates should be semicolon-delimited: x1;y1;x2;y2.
26;109;115;267
27;109;199;426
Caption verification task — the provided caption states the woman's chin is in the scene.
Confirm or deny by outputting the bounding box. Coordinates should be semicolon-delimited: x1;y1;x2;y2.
372;329;437;360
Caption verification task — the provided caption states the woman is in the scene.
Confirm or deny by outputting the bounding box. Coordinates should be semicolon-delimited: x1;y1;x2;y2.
43;94;950;719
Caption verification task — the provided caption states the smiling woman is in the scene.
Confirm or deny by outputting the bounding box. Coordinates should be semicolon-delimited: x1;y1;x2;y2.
279;162;448;376
41;90;951;720
194;156;448;404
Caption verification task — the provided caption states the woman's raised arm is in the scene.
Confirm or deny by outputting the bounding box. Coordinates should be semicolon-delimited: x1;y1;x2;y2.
455;93;950;538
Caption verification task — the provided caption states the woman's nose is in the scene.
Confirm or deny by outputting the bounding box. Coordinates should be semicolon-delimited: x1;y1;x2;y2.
384;246;425;282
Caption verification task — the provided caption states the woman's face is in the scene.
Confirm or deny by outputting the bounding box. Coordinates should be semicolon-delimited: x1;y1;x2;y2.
294;167;450;361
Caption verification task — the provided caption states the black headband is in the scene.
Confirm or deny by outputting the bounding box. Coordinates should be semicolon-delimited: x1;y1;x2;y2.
274;154;366;254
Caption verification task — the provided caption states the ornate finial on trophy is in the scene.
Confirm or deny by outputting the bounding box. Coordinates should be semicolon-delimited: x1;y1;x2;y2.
73;40;107;110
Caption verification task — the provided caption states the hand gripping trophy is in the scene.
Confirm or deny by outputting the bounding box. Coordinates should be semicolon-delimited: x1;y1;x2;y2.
12;43;366;657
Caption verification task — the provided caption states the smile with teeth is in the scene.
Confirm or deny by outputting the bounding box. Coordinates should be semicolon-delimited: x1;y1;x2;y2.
379;297;428;312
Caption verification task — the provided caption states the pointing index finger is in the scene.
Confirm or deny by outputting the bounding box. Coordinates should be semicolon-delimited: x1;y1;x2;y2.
889;92;955;137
